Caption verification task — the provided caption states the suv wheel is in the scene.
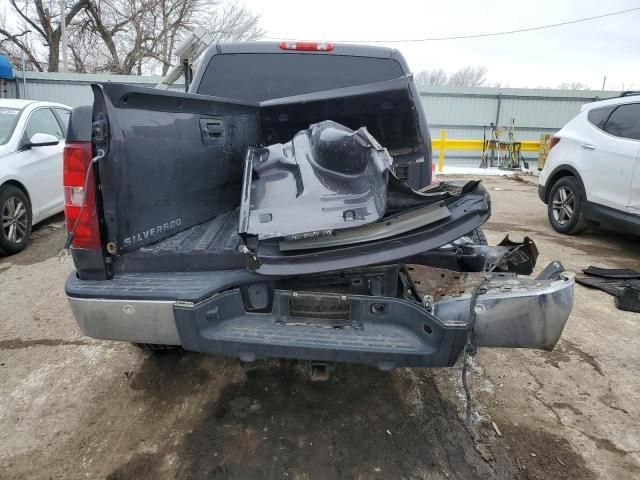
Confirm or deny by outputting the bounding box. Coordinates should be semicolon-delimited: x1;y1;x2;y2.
547;176;588;235
0;185;32;255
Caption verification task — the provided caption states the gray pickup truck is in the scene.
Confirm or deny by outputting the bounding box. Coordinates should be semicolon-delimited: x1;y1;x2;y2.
63;42;574;370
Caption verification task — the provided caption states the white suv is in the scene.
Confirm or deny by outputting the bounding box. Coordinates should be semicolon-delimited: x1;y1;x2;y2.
538;93;640;235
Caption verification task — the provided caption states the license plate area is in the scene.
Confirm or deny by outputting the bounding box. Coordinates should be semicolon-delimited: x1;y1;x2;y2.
286;292;352;328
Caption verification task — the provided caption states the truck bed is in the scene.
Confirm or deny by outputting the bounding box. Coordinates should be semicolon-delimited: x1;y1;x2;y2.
112;208;246;273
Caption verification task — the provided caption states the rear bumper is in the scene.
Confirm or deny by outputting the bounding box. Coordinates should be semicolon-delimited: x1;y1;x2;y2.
65;265;574;368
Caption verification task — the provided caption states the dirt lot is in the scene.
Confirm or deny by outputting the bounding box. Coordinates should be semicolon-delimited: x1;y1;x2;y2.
1;175;639;480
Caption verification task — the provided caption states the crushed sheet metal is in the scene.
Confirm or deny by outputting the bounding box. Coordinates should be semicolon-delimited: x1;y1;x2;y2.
279;202;451;251
407;265;488;300
410;263;575;350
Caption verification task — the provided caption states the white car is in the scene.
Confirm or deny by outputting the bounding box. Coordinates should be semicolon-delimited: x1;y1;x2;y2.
538;93;640;235
0;99;71;254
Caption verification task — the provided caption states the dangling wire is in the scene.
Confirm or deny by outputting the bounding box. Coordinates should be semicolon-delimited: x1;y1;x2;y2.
461;277;487;432
58;149;105;261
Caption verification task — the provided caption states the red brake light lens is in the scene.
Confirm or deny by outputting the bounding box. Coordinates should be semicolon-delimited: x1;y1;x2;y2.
549;137;560;150
63;142;101;249
279;41;334;51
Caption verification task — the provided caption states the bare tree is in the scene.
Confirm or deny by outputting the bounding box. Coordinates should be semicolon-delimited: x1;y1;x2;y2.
74;0;263;74
155;1;263;75
1;0;262;74
0;14;42;70
448;66;487;87
0;0;87;72
413;66;488;88
78;0;164;74
199;2;263;42
414;69;447;88
151;0;201;75
557;81;590;90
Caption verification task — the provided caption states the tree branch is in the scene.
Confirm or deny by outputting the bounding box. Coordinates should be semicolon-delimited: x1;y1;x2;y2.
0;26;44;71
8;0;47;38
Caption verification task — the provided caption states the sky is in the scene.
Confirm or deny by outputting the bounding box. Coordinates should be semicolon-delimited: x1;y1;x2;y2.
241;0;640;90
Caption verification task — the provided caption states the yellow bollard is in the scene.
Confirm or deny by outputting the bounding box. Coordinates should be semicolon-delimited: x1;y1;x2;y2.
438;129;446;173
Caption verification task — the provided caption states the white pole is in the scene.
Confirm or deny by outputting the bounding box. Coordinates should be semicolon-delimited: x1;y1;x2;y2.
60;0;67;72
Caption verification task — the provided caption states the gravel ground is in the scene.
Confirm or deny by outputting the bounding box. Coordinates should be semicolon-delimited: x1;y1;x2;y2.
1;175;639;479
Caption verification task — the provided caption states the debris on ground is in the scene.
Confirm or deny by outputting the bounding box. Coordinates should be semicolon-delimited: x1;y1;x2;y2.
475;442;494;463
576;266;640;313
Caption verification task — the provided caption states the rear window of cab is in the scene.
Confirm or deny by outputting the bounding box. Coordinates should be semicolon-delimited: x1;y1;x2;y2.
197;53;405;102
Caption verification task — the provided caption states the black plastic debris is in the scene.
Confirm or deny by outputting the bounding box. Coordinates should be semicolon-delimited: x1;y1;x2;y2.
576;266;640;313
616;286;640;313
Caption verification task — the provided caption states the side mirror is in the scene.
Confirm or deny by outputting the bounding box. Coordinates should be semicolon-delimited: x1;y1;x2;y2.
26;133;60;148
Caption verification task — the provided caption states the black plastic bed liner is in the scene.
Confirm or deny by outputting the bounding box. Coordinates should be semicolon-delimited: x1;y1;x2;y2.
111;208;246;274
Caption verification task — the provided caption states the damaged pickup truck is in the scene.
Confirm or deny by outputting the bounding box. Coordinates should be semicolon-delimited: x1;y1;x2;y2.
64;42;574;370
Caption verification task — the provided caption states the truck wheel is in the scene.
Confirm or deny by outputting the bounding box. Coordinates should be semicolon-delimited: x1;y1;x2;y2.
547;176;588;235
133;343;181;352
0;185;32;256
468;228;488;245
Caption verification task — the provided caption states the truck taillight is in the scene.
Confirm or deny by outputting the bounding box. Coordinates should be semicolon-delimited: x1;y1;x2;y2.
63;142;101;249
549;137;560;150
279;41;334;51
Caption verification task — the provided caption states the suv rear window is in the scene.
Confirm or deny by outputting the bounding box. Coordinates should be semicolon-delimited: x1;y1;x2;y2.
603;103;640;140
196;53;405;101
587;106;615;129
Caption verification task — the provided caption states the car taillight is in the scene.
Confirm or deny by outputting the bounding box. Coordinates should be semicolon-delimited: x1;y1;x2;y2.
549;137;560;150
279;41;334;51
63;142;101;249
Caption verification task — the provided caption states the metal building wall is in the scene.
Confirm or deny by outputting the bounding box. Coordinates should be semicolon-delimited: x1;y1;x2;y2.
420;86;621;166
5;71;184;107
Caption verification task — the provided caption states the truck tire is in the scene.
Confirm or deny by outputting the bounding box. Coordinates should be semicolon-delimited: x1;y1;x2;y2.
547;176;588;235
133;343;181;352
0;185;32;256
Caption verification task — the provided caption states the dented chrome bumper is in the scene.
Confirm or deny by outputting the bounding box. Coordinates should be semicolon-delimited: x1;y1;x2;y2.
433;271;574;350
66;262;574;368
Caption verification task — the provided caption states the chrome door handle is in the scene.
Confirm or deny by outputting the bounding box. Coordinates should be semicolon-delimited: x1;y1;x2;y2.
581;144;596;150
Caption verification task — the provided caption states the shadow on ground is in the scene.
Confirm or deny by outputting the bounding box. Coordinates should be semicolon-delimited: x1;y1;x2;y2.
106;352;593;480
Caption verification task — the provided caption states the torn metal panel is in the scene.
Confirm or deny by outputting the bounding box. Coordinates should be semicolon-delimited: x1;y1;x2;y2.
279;201;451;251
239;120;392;240
250;182;491;276
239;121;493;275
457;236;539;275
